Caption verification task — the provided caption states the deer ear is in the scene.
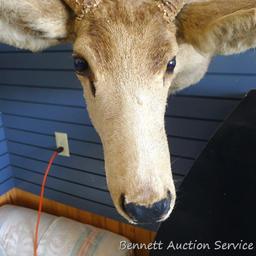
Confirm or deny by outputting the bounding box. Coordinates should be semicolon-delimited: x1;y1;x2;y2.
0;0;74;52
176;1;256;56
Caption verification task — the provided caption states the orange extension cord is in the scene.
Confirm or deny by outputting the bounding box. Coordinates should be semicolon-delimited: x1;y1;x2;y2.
34;148;63;256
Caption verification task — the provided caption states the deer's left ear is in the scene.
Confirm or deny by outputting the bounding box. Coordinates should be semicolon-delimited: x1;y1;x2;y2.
176;1;256;56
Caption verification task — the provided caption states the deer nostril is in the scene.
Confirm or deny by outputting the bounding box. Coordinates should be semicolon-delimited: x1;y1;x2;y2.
122;195;172;224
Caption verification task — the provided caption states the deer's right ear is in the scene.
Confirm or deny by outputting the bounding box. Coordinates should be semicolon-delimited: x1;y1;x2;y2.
176;0;256;56
0;0;76;52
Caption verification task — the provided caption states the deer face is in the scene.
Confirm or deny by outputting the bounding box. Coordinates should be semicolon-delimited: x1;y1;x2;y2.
66;0;184;224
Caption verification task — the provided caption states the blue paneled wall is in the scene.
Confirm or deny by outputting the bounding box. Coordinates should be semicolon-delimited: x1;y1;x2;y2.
0;43;255;227
0;113;13;195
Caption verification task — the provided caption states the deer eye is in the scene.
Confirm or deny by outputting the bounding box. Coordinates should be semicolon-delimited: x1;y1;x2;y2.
73;57;90;73
166;57;176;73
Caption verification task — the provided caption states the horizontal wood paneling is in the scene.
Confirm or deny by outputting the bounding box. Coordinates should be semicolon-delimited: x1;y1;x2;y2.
0;179;14;196
0;166;12;183
13;166;113;205
10;154;107;190
209;50;256;75
0;140;8;155
167;96;240;120
167;117;221;140
0;128;5;141
0;113;12;196
6;128;104;159
169;137;207;159
0;153;10;170
0;85;84;106
0;44;72;52
178;75;256;99
0;100;90;124
0;52;74;69
7;142;105;175
3;114;101;142
0;70;80;88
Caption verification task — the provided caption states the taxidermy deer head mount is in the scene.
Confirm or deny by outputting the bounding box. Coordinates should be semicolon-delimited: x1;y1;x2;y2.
1;0;255;224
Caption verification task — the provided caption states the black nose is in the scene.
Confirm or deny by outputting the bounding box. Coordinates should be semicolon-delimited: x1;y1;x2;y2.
122;196;171;224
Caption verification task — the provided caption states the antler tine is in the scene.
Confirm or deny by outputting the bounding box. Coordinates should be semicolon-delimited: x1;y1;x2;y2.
156;0;186;21
63;0;186;21
63;0;101;19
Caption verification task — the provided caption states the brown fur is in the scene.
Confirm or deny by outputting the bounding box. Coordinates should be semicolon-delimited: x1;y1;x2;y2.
74;1;177;74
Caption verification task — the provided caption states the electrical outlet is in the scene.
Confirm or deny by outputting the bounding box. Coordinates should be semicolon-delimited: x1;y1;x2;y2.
55;132;70;157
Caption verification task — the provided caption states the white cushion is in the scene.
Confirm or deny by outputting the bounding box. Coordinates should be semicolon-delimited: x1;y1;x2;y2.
0;205;133;256
0;243;7;256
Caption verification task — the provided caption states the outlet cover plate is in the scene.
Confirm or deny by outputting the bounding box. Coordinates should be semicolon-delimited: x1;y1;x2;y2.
55;132;70;157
